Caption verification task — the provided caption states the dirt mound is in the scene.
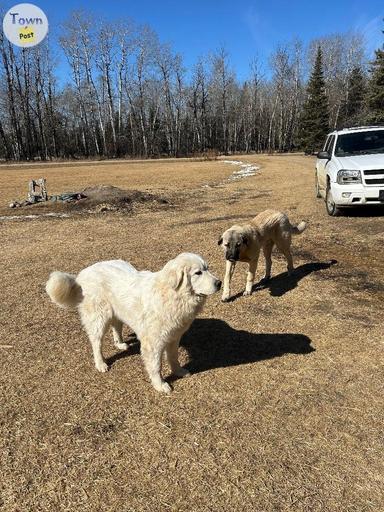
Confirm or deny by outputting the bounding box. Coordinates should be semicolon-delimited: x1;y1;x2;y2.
3;185;170;217
71;185;169;213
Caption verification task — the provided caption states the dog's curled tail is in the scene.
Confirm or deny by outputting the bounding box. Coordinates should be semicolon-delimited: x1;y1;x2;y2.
290;220;307;235
46;271;83;309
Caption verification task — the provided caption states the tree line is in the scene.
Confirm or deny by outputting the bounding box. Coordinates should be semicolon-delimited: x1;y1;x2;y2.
0;10;383;161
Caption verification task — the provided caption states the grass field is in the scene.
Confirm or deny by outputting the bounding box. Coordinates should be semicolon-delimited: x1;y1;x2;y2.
1;154;383;511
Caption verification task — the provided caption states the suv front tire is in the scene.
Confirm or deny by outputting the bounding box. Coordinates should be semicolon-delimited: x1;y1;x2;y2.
326;182;341;216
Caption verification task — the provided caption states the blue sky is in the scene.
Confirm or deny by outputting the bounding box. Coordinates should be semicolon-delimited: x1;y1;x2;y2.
3;0;384;82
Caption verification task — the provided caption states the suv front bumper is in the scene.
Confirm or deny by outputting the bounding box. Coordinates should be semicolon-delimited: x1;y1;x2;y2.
331;183;384;206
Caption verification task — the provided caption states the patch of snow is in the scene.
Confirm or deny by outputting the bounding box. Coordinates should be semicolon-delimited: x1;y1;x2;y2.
201;159;259;189
224;160;259;182
0;212;70;221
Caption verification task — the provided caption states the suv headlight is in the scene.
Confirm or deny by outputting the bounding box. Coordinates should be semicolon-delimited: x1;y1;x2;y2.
337;170;362;185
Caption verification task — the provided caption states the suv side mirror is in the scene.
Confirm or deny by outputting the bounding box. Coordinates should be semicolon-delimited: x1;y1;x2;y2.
317;151;330;160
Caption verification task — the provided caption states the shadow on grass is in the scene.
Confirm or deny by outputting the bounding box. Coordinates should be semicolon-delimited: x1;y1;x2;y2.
106;320;314;375
340;206;384;217
181;318;314;374
106;334;140;366
227;259;338;301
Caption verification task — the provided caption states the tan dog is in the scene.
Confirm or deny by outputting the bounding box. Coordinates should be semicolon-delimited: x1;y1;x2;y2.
218;210;306;301
46;253;221;393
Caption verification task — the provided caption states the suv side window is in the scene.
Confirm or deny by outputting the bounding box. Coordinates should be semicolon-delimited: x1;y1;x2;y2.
325;135;335;155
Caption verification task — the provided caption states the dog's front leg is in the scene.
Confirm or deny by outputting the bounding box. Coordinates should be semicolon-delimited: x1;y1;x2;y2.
141;342;172;393
166;338;190;378
244;259;258;296
262;241;274;281
222;260;235;302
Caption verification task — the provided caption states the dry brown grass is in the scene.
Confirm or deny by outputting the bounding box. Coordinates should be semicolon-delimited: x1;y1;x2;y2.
1;155;383;511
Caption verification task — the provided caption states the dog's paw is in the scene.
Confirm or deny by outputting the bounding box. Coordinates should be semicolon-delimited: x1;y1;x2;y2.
243;290;252;296
159;382;172;394
221;295;230;302
96;361;109;373
115;342;129;351
152;379;172;393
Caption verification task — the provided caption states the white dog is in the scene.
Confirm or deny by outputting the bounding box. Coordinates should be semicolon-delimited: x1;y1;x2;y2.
46;253;221;393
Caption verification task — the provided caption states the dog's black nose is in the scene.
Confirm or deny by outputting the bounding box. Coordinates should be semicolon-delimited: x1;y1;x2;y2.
216;280;222;290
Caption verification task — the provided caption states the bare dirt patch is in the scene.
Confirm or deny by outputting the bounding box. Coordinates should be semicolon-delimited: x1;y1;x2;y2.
2;184;170;219
79;185;169;213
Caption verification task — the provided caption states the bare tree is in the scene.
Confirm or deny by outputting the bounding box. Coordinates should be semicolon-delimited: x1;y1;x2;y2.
0;8;372;161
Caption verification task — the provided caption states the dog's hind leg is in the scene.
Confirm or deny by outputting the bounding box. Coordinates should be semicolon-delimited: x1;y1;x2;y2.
111;318;128;351
276;239;294;275
262;241;274;281
166;338;190;378
244;256;259;296
80;302;110;373
222;260;236;302
141;341;172;393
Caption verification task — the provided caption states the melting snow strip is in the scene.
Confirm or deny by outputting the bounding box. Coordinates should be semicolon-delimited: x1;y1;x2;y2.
222;160;244;165
202;160;259;187
224;160;259;182
0;212;71;221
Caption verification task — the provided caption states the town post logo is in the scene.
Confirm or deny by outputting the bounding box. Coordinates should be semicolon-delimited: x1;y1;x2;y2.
3;3;48;47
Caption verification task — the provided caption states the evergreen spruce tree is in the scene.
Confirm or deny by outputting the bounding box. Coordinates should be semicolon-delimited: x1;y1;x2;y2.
298;46;329;153
366;35;384;123
340;67;366;128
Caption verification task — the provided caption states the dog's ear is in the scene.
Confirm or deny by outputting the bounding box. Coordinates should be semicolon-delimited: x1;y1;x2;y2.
167;266;185;290
241;235;248;246
218;237;223;246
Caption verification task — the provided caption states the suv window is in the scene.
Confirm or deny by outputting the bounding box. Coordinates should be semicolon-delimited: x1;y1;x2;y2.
335;130;384;156
324;135;335;155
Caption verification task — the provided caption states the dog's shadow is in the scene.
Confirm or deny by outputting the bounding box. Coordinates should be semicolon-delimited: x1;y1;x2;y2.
106;320;314;375
106;334;140;366
228;259;337;301
181;319;314;374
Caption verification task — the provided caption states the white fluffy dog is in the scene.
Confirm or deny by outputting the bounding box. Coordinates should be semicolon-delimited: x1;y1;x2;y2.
46;253;221;393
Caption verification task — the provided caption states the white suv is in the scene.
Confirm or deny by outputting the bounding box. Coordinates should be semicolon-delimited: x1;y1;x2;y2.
315;126;384;215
